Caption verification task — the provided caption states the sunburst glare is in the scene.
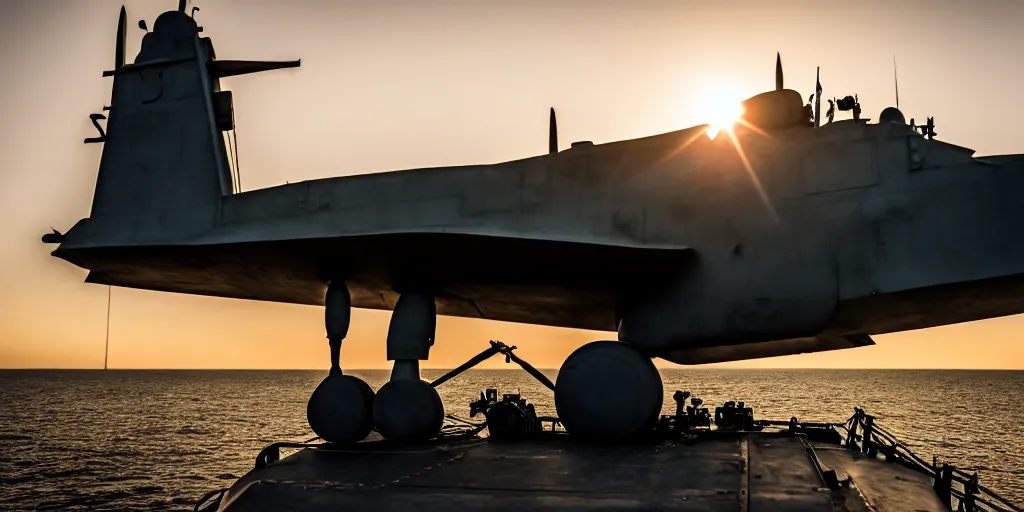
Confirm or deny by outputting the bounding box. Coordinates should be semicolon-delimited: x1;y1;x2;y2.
701;86;745;140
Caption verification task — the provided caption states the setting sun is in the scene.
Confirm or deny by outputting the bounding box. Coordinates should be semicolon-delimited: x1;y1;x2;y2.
702;85;745;139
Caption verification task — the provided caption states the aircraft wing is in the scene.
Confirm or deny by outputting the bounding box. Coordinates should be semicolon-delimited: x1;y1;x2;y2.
66;232;695;332
659;334;876;365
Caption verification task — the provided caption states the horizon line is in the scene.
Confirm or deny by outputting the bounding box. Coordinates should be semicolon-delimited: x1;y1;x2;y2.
2;367;1022;372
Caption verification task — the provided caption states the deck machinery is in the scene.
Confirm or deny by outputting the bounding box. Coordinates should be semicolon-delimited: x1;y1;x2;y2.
195;348;1020;512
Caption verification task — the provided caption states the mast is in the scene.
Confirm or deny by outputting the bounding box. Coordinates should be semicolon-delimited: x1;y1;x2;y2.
893;56;900;109
814;67;822;127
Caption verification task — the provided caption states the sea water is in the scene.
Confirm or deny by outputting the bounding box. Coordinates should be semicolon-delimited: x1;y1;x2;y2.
1;369;1022;510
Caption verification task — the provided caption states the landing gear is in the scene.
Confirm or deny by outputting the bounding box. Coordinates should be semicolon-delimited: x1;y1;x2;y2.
306;374;374;444
306;282;375;444
554;341;663;441
372;291;445;443
307;287;660;445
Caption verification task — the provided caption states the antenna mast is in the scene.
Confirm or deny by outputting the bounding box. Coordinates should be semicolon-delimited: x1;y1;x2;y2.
814;67;822;128
115;6;126;69
548;108;558;154
893;56;900;109
104;286;111;370
775;52;783;90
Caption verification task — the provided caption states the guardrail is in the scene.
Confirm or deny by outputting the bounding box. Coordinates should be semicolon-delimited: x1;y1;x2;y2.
841;408;1019;512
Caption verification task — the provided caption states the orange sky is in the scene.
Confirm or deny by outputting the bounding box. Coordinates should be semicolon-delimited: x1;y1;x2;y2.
2;0;1024;370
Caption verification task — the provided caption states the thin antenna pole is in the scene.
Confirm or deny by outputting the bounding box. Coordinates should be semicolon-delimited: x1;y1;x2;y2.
548;108;558;154
775;52;783;91
115;6;127;69
893;56;899;109
814;67;822;128
104;286;111;370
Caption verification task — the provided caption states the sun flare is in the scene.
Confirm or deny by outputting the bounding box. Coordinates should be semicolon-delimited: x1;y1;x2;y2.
702;86;745;140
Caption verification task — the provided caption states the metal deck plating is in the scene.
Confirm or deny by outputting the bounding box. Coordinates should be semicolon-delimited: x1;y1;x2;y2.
196;406;1021;512
206;431;939;511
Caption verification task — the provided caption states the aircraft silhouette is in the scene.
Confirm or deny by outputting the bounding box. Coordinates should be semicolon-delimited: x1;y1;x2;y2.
43;4;1024;442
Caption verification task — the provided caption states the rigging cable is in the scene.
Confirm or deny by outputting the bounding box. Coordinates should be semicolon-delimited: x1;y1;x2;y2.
225;131;239;193
104;285;111;370
230;127;242;192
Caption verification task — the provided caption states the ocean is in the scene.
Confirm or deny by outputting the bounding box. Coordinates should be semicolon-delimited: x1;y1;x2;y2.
1;369;1022;510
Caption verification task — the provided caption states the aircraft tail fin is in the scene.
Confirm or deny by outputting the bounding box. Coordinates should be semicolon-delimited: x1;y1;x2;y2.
87;6;298;239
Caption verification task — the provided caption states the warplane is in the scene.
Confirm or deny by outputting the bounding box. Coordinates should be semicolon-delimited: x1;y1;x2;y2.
43;2;1024;443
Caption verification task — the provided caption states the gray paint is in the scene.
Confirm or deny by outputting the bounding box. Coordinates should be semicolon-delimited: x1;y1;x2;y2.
49;7;1024;365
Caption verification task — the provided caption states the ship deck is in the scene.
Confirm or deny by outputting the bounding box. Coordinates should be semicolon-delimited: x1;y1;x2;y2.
213;432;946;512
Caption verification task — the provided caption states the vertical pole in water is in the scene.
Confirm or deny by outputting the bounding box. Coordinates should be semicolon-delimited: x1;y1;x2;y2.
104;286;111;370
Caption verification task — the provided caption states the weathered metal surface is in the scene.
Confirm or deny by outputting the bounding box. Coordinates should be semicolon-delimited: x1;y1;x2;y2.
814;445;948;511
213;434;946;512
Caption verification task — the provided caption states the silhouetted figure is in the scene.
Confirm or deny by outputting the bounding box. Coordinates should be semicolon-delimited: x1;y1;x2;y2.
826;99;835;124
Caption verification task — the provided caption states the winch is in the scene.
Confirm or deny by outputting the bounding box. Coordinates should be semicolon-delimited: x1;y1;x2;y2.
469;389;539;441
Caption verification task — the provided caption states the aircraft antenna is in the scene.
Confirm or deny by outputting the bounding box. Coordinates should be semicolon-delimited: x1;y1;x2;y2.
115;6;127;69
549;108;558;154
775;52;783;90
893;55;900;109
103;286;111;370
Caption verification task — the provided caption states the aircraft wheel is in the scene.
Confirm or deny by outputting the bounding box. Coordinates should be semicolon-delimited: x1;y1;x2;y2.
306;374;375;444
555;341;663;441
373;379;444;443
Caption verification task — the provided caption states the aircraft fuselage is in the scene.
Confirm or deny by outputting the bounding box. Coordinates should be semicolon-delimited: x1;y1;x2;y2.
54;114;1024;364
48;7;1024;365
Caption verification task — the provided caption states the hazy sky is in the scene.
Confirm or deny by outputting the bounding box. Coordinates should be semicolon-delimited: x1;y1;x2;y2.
2;0;1024;370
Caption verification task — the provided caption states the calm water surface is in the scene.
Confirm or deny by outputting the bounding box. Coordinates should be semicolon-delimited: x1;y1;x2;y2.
1;369;1022;510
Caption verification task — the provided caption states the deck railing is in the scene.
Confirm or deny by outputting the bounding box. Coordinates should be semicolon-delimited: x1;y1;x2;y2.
841;408;1019;512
